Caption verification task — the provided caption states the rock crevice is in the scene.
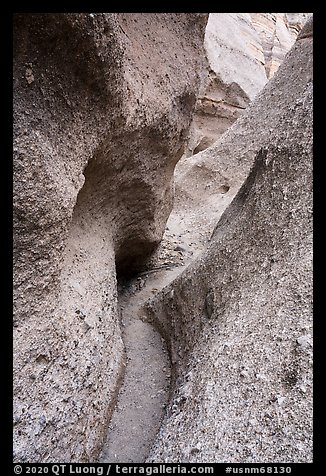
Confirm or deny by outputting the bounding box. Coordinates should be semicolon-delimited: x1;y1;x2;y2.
13;13;312;464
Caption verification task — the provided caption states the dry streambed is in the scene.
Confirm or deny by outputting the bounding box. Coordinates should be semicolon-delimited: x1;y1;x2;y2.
99;161;233;462
99;220;201;463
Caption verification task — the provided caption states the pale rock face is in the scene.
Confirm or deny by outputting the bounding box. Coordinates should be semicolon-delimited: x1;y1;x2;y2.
13;13;208;463
186;12;312;156
251;13;310;78
147;21;313;463
205;14;267;100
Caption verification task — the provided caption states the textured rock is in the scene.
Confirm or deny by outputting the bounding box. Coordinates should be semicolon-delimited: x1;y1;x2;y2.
186;13;311;156
251;13;310;79
13;13;207;462
146;20;313;463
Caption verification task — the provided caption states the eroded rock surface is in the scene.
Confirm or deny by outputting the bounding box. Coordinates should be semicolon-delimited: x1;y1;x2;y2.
13;13;207;462
186;13;311;156
146;19;313;463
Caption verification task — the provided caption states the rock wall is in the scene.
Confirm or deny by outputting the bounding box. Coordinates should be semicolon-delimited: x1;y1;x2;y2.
13;13;208;462
251;13;310;79
146;17;313;463
186;12;311;156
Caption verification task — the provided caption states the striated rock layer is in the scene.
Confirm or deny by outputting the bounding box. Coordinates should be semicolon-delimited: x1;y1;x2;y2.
251;13;310;79
147;17;313;463
186;12;311;156
13;13;208;462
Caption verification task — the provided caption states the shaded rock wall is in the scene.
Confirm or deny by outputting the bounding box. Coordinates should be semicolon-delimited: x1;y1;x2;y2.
147;18;313;463
13;13;208;462
186;12;311;156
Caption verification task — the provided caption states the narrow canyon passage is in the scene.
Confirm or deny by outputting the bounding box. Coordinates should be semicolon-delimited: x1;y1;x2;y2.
13;12;312;464
99;277;172;463
98;167;234;462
